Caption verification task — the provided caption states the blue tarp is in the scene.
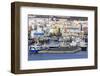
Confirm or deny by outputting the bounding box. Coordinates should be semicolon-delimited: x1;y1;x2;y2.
34;32;44;35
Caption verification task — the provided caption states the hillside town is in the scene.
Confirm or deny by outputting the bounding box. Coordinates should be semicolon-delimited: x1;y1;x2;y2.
28;15;88;54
